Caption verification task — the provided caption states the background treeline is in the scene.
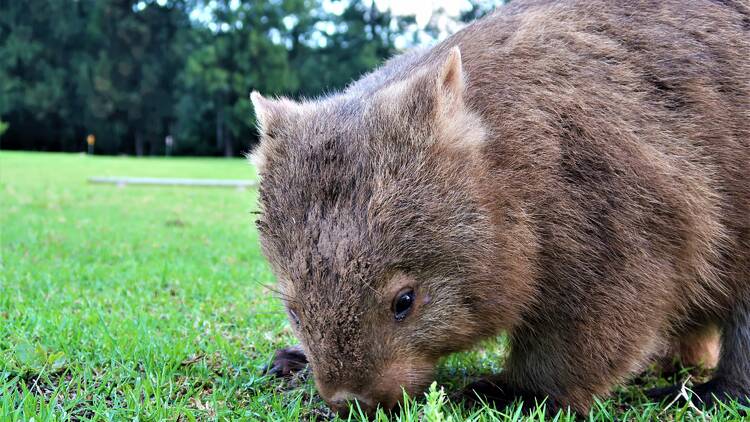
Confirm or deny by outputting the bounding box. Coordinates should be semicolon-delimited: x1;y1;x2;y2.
0;0;499;156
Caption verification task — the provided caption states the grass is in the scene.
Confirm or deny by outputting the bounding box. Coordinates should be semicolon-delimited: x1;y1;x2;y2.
1;150;747;421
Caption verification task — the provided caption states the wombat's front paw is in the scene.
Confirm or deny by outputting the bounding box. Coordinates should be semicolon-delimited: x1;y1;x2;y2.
264;345;308;377
457;377;559;412
457;377;515;409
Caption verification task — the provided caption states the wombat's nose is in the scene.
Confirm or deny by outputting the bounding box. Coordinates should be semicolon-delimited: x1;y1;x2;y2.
328;390;375;415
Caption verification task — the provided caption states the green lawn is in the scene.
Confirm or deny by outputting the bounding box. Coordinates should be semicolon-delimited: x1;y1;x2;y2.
1;151;746;421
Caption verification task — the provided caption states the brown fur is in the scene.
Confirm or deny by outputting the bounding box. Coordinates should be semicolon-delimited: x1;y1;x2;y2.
252;0;750;414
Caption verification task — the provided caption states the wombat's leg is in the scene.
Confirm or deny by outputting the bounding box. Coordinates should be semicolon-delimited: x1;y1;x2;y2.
458;333;587;413
459;376;561;412
264;344;308;377
462;311;663;414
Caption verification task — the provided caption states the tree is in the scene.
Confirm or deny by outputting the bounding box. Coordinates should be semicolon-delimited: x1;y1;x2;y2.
0;0;193;154
175;0;297;156
289;0;415;97
82;0;191;155
0;0;454;156
0;0;94;151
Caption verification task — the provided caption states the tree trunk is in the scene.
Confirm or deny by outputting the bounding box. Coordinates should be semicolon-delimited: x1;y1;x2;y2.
224;132;233;157
135;132;144;157
216;107;223;150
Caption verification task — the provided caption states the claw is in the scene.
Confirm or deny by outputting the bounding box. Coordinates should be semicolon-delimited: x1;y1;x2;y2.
264;345;308;378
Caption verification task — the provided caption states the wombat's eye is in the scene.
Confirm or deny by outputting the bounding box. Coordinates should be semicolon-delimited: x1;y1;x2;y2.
288;308;300;326
393;289;415;321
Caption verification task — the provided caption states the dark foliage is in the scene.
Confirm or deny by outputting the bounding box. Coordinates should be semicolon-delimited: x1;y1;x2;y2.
0;0;422;156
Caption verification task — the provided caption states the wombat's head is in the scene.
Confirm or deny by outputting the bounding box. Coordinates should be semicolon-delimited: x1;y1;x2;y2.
252;48;494;414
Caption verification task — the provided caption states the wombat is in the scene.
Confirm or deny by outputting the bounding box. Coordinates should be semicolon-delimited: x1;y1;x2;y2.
251;0;750;415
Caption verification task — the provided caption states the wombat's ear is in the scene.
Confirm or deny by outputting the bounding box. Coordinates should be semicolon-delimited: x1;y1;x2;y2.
431;47;485;150
415;46;484;149
376;47;484;149
250;91;301;173
437;46;465;108
251;91;300;137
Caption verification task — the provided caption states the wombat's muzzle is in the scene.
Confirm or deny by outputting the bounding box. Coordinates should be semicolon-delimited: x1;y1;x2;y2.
316;357;434;415
327;390;379;416
320;383;401;416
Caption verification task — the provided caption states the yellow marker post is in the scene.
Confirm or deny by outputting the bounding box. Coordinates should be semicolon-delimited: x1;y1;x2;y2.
86;134;95;155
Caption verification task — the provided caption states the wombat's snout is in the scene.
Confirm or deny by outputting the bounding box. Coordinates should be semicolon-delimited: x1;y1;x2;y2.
324;388;403;416
317;359;434;415
326;390;382;416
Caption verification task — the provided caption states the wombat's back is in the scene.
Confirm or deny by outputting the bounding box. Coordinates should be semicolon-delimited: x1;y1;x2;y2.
435;0;749;404
450;0;750;313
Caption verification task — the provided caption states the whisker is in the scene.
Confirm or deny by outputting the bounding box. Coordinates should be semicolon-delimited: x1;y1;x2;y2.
249;277;296;301
357;273;382;298
262;283;300;305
